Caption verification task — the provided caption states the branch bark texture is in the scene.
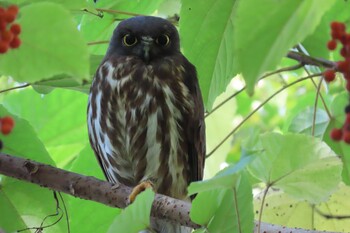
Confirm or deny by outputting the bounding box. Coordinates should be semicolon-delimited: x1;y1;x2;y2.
0;153;344;233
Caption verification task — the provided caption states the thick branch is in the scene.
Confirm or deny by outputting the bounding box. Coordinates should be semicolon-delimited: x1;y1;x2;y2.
287;51;337;69
0;153;196;228
0;153;344;233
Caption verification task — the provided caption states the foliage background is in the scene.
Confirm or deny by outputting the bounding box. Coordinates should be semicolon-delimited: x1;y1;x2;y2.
0;0;349;232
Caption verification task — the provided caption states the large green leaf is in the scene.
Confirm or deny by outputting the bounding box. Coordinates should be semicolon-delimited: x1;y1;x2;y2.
0;2;90;83
234;0;336;94
107;189;155;233
190;173;253;233
302;0;350;60
288;107;329;138
323;92;350;185
248;133;342;203
254;184;350;232
67;146;119;233
180;0;238;109
0;105;66;233
80;0;164;55
2;88;88;167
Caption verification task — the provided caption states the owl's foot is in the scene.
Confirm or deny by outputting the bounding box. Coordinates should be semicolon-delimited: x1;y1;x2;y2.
128;180;154;204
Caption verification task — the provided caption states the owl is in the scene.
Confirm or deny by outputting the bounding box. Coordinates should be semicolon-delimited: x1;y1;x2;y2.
87;16;205;233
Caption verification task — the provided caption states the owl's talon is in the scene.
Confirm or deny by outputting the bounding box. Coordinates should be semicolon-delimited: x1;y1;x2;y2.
128;180;154;204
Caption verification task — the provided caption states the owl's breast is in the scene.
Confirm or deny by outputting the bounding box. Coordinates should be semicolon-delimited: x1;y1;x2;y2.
88;57;194;198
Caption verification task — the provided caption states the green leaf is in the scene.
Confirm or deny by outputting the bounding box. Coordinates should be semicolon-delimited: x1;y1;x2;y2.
323;92;350;185
188;156;253;195
180;0;238;109
107;189;155;233
302;0;350;60
248;133;342;203
0;2;90;83
67;146;120;233
234;0;336;94
254;184;350;232
190;173;253;233
288;107;329;138
0;105;67;232
2;88;88;167
80;0;164;55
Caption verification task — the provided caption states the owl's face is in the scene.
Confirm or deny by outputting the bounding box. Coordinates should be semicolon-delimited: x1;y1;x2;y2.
107;16;181;63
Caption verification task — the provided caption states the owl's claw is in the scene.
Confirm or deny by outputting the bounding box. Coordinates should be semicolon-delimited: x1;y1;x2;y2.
128;180;154;204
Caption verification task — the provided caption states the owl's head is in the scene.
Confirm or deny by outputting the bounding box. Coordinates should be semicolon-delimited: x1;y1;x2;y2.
107;16;180;63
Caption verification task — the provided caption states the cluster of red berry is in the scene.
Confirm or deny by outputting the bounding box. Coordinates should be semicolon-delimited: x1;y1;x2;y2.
0;5;21;54
0;116;15;150
325;22;350;143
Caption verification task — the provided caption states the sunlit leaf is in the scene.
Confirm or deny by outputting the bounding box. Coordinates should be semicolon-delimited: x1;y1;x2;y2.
0;105;66;233
0;3;90;83
107;189;154;233
234;0;336;94
180;0;238;109
248;133;342;203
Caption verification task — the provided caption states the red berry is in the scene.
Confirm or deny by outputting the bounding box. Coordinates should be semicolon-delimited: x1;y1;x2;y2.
7;5;19;16
0;116;15;135
331;21;346;32
346;114;350;124
331;128;343;141
323;69;336;82
4;11;15;23
327;40;337;50
0;41;8;54
0;21;6;31
331;30;343;40
9;36;21;48
1;116;15;128
344;131;350;144
341;47;347;57
344;73;350;80
1;124;13;135
347;81;350;92
0;8;5;21
337;60;350;73
1;30;13;42
10;24;21;35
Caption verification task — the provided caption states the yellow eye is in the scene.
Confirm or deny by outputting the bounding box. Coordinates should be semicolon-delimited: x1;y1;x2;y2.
123;34;137;46
156;34;170;46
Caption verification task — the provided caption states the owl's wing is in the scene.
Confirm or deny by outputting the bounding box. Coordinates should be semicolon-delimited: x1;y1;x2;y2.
183;57;206;183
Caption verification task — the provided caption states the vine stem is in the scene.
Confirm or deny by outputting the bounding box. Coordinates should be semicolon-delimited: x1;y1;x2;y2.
257;185;271;233
206;73;322;158
205;63;303;118
0;83;30;94
87;40;109;46
95;8;144;17
311;76;324;136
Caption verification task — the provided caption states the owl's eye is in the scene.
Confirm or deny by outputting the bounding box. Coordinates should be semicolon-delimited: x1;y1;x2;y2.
123;34;137;46
156;34;170;46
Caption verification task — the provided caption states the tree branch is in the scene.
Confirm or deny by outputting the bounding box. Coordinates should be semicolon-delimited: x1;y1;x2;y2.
0;153;344;233
0;153;197;229
287;51;337;69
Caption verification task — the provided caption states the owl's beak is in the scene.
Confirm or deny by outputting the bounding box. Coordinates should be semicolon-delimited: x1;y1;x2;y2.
141;36;154;62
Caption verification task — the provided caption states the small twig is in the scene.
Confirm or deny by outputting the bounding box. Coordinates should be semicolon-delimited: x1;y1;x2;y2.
287;51;336;69
206;73;322;158
95;8;143;17
205;63;303;118
312;76;324;136
87;40;110;46
257;185;271;233
314;207;350;220
0;83;30;94
58;192;70;233
205;87;245;118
